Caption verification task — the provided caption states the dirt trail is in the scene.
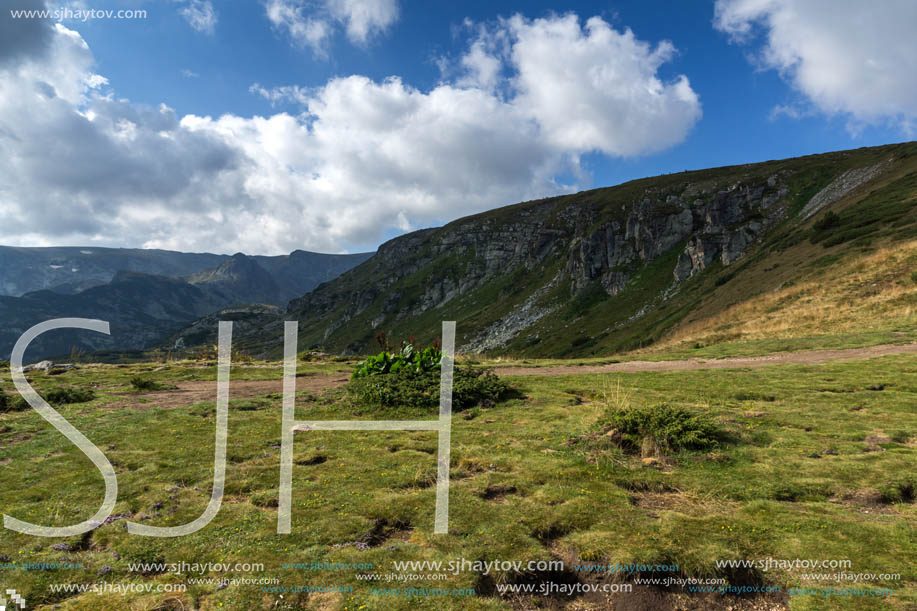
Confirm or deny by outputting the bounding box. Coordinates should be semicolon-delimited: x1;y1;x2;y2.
116;373;349;410
492;343;917;377
101;343;917;409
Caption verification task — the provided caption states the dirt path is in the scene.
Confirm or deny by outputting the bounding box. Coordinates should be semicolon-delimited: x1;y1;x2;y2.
492;343;917;377
116;373;349;410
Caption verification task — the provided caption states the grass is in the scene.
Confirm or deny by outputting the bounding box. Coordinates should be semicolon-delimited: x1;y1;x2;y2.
0;352;914;609
654;240;917;354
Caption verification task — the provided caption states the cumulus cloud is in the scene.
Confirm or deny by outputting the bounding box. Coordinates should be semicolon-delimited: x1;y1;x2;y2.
266;0;398;54
180;0;218;35
508;14;700;156
265;0;333;56
0;12;700;254
714;0;917;131
326;0;399;44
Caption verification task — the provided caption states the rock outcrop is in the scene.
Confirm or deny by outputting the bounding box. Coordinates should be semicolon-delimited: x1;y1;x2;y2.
286;171;796;353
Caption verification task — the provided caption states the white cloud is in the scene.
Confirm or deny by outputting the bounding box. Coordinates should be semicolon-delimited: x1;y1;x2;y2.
265;0;332;56
0;12;700;255
714;0;917;131
507;14;700;156
266;0;398;54
456;40;503;91
326;0;399;45
180;0;218;35
249;82;310;106
181;69;199;78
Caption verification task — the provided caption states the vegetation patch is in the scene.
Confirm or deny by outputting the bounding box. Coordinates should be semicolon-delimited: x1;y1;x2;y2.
351;341;442;378
1;386;94;411
347;364;513;412
878;479;916;504
603;403;722;455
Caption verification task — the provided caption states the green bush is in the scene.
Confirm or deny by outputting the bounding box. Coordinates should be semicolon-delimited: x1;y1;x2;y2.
0;393;29;412
605;403;721;454
131;376;158;390
347;364;512;412
352;342;442;379
812;211;841;232
878;479;915;504
44;387;96;405
0;387;93;412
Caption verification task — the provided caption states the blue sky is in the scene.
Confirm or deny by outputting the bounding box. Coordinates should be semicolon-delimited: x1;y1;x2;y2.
1;0;915;254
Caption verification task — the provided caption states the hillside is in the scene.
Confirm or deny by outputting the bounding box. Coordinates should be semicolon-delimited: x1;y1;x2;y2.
216;141;917;359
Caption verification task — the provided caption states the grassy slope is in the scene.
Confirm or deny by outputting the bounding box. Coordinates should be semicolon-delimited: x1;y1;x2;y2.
0;355;914;610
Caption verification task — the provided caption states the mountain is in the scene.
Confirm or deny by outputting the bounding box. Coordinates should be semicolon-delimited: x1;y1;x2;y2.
0;247;226;297
0;248;372;361
0;246;373;300
252;249;380;303
187;253;285;306
0;272;227;361
208;141;916;358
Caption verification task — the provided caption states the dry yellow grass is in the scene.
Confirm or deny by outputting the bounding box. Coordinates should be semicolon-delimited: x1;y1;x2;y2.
658;240;917;349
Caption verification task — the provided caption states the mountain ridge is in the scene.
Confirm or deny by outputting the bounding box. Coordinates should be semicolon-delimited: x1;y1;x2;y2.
0;245;372;300
0;247;372;360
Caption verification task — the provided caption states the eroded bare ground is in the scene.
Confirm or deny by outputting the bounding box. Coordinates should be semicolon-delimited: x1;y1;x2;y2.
113;373;349;410
493;343;917;377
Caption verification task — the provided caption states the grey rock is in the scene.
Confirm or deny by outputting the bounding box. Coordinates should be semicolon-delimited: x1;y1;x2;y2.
800;161;890;221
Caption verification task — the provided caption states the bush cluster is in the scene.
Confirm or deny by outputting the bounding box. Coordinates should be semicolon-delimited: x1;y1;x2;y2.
347;364;512;412
43;387;96;404
0;386;95;412
605;403;721;453
352;343;442;379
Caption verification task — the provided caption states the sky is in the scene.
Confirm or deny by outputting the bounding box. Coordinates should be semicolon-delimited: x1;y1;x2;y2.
1;0;915;255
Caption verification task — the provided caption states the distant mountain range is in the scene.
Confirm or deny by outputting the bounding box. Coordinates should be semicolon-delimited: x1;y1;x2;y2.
0;247;371;361
0;246;371;302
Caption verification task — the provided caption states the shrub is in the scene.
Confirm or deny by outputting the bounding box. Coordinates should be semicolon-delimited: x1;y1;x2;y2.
44;387;96;405
0;387;94;411
812;211;841;232
352;342;442;379
911;271;917;284
347;364;512;412
605;403;721;454
131;376;157;390
878;479;915;504
0;393;24;413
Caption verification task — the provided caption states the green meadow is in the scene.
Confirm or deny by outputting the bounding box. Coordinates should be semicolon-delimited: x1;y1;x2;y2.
0;352;914;610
